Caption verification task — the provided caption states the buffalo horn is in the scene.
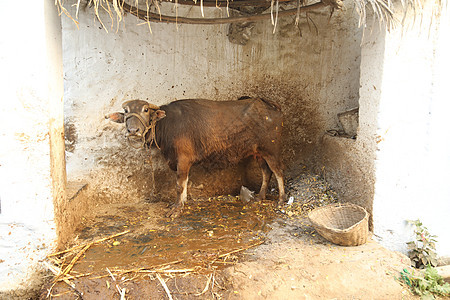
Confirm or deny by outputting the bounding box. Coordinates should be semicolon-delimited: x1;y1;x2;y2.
122;100;160;110
147;103;160;110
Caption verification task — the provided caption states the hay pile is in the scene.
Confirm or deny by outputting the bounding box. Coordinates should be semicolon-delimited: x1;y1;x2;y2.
282;173;339;217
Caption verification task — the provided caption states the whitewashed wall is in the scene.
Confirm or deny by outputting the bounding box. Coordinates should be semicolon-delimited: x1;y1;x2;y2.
0;0;64;297
370;3;450;257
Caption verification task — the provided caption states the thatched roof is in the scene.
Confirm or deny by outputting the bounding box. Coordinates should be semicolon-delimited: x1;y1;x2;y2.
56;0;442;31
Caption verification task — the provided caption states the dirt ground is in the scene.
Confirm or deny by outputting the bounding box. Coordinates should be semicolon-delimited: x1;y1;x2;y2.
40;191;417;299
224;220;415;299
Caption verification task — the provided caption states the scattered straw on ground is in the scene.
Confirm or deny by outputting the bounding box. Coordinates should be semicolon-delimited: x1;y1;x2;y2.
43;227;264;298
44;230;130;298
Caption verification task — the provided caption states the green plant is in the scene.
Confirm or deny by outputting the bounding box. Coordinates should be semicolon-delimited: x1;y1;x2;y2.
399;266;450;299
407;219;438;268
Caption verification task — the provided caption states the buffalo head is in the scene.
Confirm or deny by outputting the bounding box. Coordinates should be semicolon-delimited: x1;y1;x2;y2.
107;100;166;138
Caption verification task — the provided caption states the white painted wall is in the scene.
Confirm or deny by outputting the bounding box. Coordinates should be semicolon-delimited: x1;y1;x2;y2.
372;3;450;257
0;0;64;296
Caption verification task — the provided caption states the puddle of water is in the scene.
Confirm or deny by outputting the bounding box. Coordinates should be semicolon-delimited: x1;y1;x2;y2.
73;196;277;274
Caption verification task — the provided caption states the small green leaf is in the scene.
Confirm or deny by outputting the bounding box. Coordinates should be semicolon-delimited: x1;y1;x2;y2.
420;293;435;300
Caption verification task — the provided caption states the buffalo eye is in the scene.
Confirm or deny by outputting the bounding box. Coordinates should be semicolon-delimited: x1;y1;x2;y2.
124;108;129;113
144;107;149;113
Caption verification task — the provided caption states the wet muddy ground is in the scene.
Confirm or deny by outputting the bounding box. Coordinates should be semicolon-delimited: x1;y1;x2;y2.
70;196;276;275
41;174;415;299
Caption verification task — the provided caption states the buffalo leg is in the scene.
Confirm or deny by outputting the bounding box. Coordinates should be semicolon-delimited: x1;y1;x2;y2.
257;158;272;200
168;161;191;218
262;155;286;205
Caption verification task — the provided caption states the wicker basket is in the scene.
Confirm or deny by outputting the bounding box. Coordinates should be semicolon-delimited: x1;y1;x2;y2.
308;203;369;246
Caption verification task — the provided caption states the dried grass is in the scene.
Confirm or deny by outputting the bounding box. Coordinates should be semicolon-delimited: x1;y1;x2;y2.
355;0;444;33
43;230;130;298
55;0;438;31
156;273;174;300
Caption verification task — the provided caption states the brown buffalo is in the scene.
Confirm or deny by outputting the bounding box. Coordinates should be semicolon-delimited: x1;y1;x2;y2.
107;97;285;217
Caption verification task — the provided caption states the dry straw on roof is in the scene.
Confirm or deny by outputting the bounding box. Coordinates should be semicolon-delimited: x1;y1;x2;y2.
56;0;443;32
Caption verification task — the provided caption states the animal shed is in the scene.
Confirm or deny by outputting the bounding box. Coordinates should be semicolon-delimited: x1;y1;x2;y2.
62;0;364;225
1;0;449;298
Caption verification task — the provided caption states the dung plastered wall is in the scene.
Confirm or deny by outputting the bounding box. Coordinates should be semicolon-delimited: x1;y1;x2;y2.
0;0;65;297
62;1;362;206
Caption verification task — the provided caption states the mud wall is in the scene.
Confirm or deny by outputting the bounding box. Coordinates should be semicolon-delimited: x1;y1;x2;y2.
62;2;363;206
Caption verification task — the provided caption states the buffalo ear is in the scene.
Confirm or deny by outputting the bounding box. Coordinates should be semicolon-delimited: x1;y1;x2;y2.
155;110;166;120
106;112;125;123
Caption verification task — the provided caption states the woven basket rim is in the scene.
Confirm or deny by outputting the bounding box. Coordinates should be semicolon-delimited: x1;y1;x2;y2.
308;203;369;234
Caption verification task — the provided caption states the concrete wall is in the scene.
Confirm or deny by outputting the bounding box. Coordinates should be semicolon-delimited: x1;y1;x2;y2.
62;1;363;206
0;0;65;297
371;3;450;258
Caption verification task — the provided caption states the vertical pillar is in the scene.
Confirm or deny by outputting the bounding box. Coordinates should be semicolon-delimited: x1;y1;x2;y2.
0;0;65;297
357;20;386;229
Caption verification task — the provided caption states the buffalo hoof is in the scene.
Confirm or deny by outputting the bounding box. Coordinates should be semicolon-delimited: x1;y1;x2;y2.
277;196;286;207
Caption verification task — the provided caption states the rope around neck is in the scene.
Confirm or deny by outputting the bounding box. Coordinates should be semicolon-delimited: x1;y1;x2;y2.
125;113;160;150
